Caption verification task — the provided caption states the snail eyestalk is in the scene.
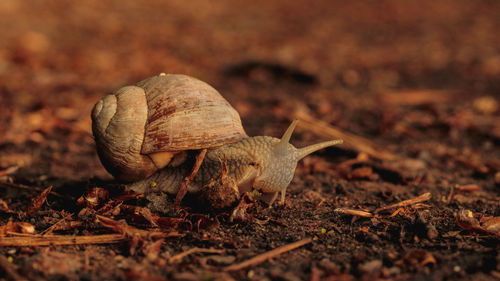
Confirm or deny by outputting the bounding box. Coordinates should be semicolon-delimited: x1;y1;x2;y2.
280;119;299;144
295;139;343;161
274;119;299;154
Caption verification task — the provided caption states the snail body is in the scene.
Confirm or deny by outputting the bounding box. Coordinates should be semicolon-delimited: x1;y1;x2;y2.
91;73;342;206
130;132;342;206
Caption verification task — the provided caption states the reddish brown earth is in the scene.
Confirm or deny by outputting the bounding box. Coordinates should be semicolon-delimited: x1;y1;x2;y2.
0;1;499;280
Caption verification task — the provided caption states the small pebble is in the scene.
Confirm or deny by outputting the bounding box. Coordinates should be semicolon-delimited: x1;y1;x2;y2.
427;225;439;240
269;269;301;281
388;266;401;275
318;258;338;273
358;259;383;274
473;96;498;114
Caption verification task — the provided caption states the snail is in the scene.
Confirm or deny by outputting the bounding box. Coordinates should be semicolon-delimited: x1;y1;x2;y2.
91;73;342;208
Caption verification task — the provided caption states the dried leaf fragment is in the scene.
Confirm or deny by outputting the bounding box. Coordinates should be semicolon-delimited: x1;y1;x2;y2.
95;215;181;240
0;221;36;236
230;193;255;223
456;209;500;237
26;186;52;215
0;199;13;213
76;187;109;209
402;249;437;268
482;217;500;233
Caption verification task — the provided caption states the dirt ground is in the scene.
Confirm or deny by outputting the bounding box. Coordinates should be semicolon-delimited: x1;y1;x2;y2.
0;1;499;280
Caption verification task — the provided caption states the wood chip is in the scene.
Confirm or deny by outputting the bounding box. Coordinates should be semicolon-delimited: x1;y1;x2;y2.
334;208;374;218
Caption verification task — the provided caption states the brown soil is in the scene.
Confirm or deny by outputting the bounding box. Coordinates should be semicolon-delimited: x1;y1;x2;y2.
0;1;499;280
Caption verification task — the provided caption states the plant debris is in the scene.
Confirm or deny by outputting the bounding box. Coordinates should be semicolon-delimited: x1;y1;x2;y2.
224;237;313;271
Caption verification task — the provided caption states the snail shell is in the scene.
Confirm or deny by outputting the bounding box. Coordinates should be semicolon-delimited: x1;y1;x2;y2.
91;73;247;182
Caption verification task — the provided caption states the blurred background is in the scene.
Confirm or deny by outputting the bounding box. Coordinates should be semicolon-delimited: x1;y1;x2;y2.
0;0;499;179
0;2;499;280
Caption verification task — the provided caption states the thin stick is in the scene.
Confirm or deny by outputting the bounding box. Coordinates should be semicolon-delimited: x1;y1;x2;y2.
175;149;207;207
0;182;67;199
294;109;395;161
40;213;74;235
224;238;312;271
168;247;225;264
374;192;431;214
0;234;125;247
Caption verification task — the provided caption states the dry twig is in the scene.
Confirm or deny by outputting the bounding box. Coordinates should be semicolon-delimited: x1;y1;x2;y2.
0;234;125;246
224;237;312;271
40;213;76;235
175;149;207;207
335;193;432;219
0;182;67;199
168;247;225;264
293;108;395;161
374;192;431;214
